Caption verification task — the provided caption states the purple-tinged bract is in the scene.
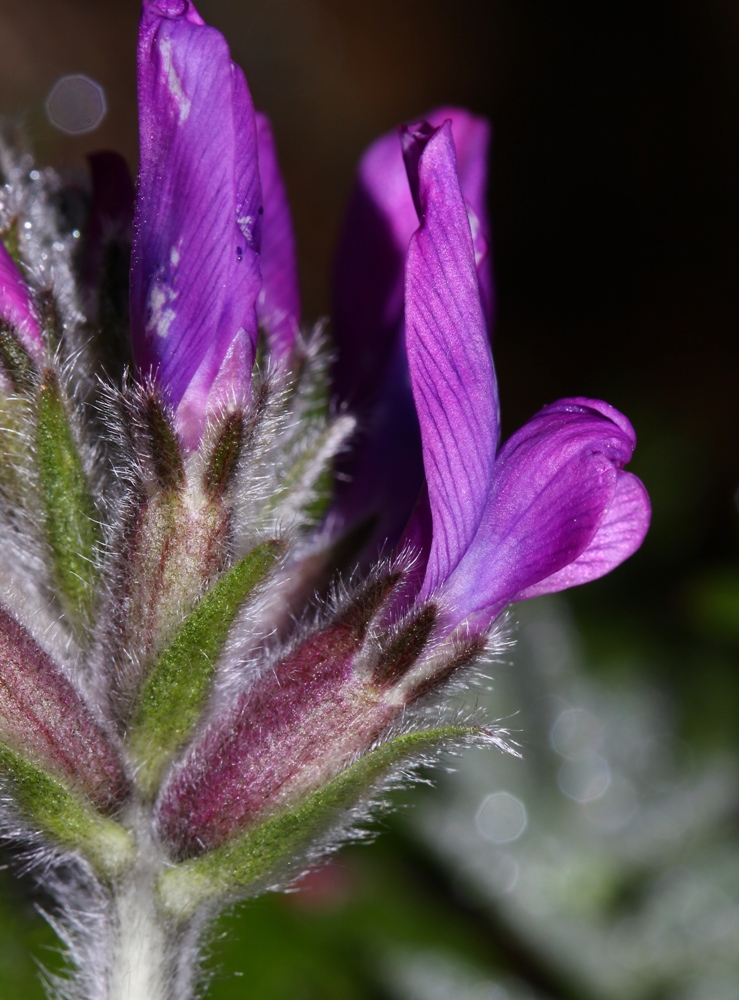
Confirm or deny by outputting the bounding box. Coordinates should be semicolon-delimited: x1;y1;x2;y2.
0;605;129;812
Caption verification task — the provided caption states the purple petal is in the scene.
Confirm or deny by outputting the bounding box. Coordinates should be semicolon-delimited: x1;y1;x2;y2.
440;107;494;330
332;126;418;406
333;106;492;407
132;0;261;447
441;399;643;626
332;335;424;560
255;112;300;362
517;471;650;599
401;484;433;570
403;120;499;597
173;326;251;446
331;109;492;559
231;61;263;259
0;242;43;364
388;483;433;619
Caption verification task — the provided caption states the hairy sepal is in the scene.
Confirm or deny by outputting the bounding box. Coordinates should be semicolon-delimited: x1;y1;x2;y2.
0;389;37;518
129;539;285;797
138;391;186;492
372;604;439;687
0;319;38;393
154;575;505;865
35;369;101;626
203;410;246;500
235;333;355;537
0;603;130;812
157;724;480;919
152;566;409;858
95;383;232;725
0;743;132;875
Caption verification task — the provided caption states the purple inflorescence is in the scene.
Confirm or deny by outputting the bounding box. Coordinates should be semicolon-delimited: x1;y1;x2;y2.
0;0;650;994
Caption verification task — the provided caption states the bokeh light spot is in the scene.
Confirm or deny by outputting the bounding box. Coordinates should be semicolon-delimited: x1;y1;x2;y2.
550;707;604;758
558;754;611;803
476;792;527;844
46;75;107;135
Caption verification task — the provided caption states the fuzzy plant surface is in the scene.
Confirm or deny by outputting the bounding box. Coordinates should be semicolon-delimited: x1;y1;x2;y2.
0;1;652;998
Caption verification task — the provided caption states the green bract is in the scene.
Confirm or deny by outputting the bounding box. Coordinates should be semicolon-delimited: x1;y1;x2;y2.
36;373;100;625
129;540;284;796
158;724;480;918
0;744;132;875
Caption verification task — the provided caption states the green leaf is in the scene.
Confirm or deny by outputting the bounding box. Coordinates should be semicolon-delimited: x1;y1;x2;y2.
0;743;132;875
129;540;285;797
158;724;477;918
35;373;100;624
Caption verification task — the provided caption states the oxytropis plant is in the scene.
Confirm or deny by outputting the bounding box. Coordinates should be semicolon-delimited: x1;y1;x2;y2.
0;1;651;998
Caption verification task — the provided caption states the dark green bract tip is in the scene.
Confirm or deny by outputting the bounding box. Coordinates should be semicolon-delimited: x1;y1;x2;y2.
144;393;185;491
0;321;37;393
204;411;244;498
373;604;438;687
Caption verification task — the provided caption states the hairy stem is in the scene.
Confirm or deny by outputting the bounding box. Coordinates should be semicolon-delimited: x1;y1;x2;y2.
109;877;173;1000
70;811;204;1000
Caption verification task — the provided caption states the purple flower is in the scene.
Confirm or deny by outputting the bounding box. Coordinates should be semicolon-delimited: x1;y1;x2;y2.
0;0;653;981
131;0;299;450
398;119;649;632
154;113;649;859
127;0;648;858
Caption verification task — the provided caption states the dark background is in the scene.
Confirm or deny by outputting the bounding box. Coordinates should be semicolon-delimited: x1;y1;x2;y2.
0;2;738;997
1;0;737;507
